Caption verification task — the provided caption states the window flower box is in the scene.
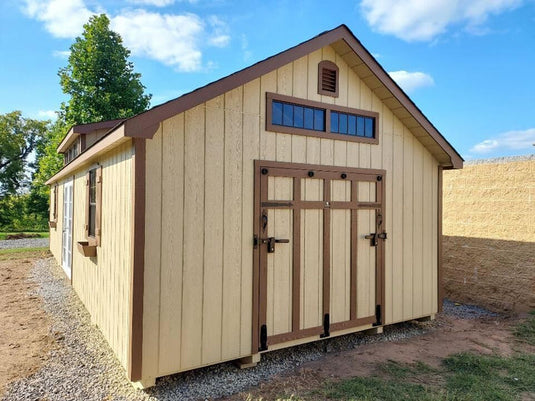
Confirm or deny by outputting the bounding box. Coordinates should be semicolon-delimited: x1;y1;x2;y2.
77;241;97;257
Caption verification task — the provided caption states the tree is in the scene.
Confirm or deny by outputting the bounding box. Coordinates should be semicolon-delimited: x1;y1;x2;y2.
58;14;151;125
0;111;48;197
30;118;66;221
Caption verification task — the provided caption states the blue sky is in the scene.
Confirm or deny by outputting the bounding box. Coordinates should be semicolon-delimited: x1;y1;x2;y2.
1;0;534;160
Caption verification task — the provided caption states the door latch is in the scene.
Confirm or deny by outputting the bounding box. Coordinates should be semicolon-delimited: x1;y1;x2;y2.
364;232;387;247
261;237;289;253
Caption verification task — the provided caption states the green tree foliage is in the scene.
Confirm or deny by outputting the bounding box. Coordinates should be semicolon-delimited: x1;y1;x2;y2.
0;111;48;197
58;14;151;125
29;118;66;223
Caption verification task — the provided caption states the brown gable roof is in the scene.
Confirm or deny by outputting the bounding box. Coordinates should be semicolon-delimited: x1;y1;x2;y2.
122;24;462;168
57;118;126;153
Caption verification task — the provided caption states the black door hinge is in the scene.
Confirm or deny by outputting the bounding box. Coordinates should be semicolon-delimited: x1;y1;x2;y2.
320;313;330;338
259;324;268;351
373;305;382;326
253;235;259;248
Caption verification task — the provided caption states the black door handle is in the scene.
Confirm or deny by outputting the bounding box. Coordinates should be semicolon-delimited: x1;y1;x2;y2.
261;237;289;253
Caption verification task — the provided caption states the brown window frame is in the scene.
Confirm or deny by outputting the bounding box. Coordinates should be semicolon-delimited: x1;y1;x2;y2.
266;92;379;145
318;60;339;97
48;184;58;229
85;166;102;246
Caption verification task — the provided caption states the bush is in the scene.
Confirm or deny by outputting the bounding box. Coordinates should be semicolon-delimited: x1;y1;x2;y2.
0;193;48;232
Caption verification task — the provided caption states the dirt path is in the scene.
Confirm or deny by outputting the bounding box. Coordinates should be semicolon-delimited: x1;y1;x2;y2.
0;251;54;397
232;314;533;400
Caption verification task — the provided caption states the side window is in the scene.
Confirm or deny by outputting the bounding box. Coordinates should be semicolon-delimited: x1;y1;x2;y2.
85;166;102;246
49;184;58;228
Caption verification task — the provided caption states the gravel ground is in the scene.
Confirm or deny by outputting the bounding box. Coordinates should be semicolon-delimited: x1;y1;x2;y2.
2;257;501;401
442;299;499;319
0;238;49;249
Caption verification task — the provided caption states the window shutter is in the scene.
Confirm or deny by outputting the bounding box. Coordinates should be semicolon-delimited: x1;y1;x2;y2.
317;60;339;97
85;172;90;238
52;185;58;221
95;166;102;246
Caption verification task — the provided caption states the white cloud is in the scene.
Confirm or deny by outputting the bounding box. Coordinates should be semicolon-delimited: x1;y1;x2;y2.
388;70;434;93
37;110;58;120
471;128;535;154
111;10;205;71
23;0;95;38
207;16;230;47
128;0;176;6
22;0;231;72
52;50;70;59
360;0;523;41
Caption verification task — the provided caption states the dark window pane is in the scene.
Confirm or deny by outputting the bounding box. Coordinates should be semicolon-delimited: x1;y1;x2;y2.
357;116;365;137
339;113;348;134
304;108;314;129
293;106;304;128
365;118;374;138
314;109;325;131
89;170;96;203
89;169;97;237
331;111;339;133
272;101;282;125
89;205;96;236
283;103;293;126
348;115;356;135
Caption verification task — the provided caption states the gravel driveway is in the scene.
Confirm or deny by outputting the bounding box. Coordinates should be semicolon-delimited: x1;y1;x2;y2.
0;238;49;249
2;256;498;401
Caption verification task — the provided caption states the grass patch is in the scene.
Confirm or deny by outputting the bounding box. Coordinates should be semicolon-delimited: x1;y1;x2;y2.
376;360;437;379
0;247;50;261
299;353;535;401
443;352;535;400
0;231;49;240
514;311;535;345
314;376;441;401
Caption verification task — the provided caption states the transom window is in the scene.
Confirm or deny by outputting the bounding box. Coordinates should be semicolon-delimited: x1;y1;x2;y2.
331;111;374;138
267;92;379;145
271;100;325;132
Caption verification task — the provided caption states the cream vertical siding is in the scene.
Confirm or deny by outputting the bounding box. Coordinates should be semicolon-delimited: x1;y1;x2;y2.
49;141;134;372
143;45;439;379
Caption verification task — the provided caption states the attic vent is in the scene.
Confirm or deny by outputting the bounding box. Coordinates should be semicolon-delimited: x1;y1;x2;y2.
318;60;339;97
322;68;337;92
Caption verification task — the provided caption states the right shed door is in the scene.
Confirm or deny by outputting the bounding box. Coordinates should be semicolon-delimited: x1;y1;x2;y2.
254;161;386;351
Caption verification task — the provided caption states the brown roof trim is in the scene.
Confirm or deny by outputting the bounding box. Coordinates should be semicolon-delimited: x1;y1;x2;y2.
45;126;129;185
123;26;351;138
123;24;462;168
57;119;126;153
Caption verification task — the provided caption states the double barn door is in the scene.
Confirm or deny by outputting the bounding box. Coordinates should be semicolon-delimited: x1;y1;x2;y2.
254;161;386;351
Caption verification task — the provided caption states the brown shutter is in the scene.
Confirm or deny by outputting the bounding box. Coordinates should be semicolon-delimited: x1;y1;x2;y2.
53;185;58;221
95;166;102;246
85;172;90;238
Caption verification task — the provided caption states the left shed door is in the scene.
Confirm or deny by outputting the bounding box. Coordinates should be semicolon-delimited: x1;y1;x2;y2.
62;179;73;279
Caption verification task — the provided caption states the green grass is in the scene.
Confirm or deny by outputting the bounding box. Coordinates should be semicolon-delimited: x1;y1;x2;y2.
0;247;50;260
513;311;535;345
443;353;535;400
315;376;441;401
0;231;49;240
305;353;535;401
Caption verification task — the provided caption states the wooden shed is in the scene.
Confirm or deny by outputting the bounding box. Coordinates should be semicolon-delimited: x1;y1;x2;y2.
46;25;463;387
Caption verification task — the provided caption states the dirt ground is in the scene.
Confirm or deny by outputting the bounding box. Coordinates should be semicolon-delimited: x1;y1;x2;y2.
0;252;532;401
0;252;54;397
231;314;535;400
